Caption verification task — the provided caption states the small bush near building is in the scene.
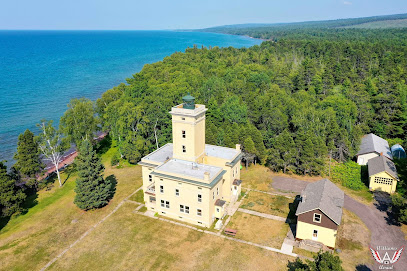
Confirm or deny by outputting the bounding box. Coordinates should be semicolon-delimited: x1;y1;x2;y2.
391;193;407;224
331;161;365;190
287;251;344;271
111;151;120;166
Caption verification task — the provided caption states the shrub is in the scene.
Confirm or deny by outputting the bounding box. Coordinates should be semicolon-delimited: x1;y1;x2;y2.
331;161;365;190
110;151;120;166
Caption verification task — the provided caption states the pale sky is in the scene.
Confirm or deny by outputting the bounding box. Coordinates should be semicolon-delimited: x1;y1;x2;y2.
0;0;406;30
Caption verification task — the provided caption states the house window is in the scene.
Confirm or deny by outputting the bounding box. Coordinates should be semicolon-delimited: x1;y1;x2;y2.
149;196;156;203
175;189;179;196
165;201;170;208
182;117;185;120
217;187;219;195
213;192;215;200
197;209;202;216
198;194;202;203
180;205;184;212
160;185;164;193
182;145;186;153
216;208;220;212
182;130;186;138
161;200;165;207
149;175;152;182
313;213;321;223
185;206;190;214
313;230;318;238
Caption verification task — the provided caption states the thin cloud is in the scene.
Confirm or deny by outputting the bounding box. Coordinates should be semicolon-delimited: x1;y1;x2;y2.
343;1;352;5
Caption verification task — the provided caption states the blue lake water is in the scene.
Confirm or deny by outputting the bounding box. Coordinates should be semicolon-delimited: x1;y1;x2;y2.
0;30;261;166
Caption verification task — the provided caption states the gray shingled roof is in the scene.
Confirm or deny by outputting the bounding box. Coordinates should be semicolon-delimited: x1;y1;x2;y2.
295;179;344;225
357;133;392;159
368;155;398;180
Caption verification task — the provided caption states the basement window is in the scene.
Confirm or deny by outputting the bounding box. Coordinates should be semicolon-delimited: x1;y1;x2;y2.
313;213;321;223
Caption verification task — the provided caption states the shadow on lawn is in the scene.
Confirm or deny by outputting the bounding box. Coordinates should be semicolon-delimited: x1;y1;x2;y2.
106;174;117;200
96;135;112;155
355;264;372;271
286;195;300;224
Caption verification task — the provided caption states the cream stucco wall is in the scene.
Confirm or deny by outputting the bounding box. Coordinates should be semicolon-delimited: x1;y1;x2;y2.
369;171;397;194
140;102;241;227
172;113;206;162
296;221;338;248
357;152;379;165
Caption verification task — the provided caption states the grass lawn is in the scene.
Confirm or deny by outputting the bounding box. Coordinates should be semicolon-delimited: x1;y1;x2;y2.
0;146;142;271
240;164;273;192
242;164;373;205
48;203;294;271
226;211;289;249
240;191;294;219
336;209;373;270
292;247;316;259
129;189;144;203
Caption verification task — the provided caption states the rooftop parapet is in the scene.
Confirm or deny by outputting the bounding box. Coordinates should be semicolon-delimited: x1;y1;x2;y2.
170;103;207;117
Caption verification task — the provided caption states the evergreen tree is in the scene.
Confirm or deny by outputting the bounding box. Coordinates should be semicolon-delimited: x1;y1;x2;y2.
0;162;26;217
13;129;42;182
74;140;112;210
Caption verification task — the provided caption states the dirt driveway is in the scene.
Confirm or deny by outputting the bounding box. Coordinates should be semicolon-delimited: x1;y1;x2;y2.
272;175;407;271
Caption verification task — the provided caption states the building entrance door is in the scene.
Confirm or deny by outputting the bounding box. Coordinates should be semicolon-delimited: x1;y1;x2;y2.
312;230;318;241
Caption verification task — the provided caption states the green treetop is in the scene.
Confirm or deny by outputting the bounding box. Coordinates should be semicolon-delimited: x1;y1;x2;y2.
13;129;43;182
0;162;26;218
74;140;112;210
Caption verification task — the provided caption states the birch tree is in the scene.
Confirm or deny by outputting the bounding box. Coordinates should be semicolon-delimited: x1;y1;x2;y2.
37;120;65;187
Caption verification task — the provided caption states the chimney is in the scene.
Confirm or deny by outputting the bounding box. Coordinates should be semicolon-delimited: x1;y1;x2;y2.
236;144;241;151
204;172;210;182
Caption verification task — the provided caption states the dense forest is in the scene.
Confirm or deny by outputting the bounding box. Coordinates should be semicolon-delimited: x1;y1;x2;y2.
202;13;407;39
96;29;407;179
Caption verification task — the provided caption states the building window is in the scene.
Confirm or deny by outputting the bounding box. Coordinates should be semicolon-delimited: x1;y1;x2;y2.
313;230;318;238
175;188;179;196
149;196;156;203
313;213;321;223
165;201;170;208
160;185;164;193
161;200;165;207
217;187;219;195
180;205;189;213
149;175;152;182
198;194;202;203
182;117;185;120
182;130;186;138
213;192;215;200
216;208;220;212
197;209;202;216
182;145;186;153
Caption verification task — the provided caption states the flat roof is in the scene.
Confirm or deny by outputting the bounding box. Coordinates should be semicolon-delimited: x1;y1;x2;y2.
205;144;239;161
141;143;173;164
155;158;223;181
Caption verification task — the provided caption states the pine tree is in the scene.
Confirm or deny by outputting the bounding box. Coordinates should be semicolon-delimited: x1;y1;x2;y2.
74;140;112;210
0;162;26;217
13;129;42;181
